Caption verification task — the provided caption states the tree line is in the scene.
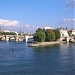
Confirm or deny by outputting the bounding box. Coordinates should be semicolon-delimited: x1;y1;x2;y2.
33;28;60;42
0;32;16;35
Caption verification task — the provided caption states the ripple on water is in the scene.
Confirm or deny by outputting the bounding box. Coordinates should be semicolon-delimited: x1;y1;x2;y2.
0;42;75;75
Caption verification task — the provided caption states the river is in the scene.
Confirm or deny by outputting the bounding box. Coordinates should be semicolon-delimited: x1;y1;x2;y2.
0;41;75;75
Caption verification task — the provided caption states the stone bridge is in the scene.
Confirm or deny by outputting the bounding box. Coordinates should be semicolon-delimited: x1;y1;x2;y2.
0;35;25;41
0;35;33;42
60;36;75;43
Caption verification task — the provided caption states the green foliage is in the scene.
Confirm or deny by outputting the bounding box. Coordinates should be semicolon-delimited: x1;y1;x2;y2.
0;32;16;35
45;29;55;41
53;29;60;40
33;28;61;42
36;28;44;32
33;28;46;42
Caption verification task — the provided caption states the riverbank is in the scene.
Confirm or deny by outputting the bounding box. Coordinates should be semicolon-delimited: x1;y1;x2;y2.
28;41;61;47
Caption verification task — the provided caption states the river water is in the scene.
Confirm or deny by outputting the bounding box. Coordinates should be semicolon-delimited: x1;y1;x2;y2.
0;41;75;75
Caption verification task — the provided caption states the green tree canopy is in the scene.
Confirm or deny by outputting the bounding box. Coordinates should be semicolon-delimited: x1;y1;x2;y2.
0;32;16;35
33;28;46;42
53;29;60;40
45;29;55;41
36;28;44;32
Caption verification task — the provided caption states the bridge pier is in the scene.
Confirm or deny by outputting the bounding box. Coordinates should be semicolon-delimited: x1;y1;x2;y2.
25;35;33;42
15;32;19;42
66;37;69;43
0;38;2;41
60;37;70;43
5;35;10;41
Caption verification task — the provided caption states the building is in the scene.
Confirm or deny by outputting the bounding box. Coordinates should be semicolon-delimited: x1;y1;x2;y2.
60;29;69;38
59;28;69;42
43;26;52;30
71;29;75;35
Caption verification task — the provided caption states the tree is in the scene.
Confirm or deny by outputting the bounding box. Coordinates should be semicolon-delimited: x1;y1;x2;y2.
45;29;55;41
53;29;60;40
36;28;44;32
33;29;46;42
0;31;16;35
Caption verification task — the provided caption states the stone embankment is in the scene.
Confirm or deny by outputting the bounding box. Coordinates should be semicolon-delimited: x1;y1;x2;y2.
29;41;60;47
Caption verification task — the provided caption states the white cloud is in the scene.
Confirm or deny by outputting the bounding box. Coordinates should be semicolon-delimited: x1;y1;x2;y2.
0;19;19;26
24;24;38;29
25;24;30;27
64;18;75;22
32;25;35;28
66;0;75;8
63;18;75;26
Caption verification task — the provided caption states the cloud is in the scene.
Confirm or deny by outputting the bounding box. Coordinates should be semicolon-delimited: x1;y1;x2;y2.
24;24;38;29
64;18;75;22
25;24;30;27
66;0;75;8
0;19;19;26
63;18;75;26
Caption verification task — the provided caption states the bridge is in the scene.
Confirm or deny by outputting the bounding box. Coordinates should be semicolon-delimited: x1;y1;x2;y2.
60;36;75;43
0;35;24;41
0;34;33;42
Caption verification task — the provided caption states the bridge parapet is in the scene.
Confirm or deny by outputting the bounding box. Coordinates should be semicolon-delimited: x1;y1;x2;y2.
0;35;33;42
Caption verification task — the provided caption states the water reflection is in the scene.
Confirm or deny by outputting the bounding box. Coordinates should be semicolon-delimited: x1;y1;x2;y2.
0;42;75;75
59;43;75;75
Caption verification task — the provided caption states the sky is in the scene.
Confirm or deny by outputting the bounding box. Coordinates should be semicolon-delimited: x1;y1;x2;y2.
0;0;74;33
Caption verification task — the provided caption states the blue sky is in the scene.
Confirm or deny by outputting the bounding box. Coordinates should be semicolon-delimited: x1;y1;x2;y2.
0;0;74;33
